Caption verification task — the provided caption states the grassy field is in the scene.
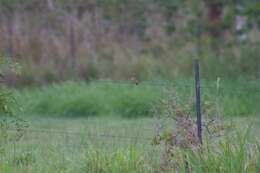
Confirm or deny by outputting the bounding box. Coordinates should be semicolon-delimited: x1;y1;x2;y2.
0;116;159;172
0;79;259;172
0;116;260;172
14;79;260;117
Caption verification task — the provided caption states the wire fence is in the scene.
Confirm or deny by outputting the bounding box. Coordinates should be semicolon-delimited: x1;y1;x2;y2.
8;128;153;142
3;78;259;145
94;80;260;92
1;77;259;166
1;126;163;171
2;127;155;164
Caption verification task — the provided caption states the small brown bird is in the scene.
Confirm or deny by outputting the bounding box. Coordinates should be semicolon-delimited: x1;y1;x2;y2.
130;76;139;85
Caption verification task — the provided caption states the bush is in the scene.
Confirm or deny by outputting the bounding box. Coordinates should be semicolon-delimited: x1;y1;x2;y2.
153;91;260;172
0;56;28;153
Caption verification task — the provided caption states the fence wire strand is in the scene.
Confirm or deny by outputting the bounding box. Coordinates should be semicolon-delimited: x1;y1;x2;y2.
7;128;153;142
3;79;259;152
94;80;260;92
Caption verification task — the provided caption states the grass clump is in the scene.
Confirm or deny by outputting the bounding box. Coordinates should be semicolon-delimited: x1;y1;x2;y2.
15;81;163;117
153;90;260;173
177;130;260;173
201;79;260;117
14;79;260;118
153;129;260;173
81;147;150;173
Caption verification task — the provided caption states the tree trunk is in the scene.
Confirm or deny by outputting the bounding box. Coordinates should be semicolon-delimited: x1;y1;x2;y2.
6;18;14;59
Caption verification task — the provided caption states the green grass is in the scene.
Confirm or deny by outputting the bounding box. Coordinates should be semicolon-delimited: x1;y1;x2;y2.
0;116;160;173
200;79;260;117
14;79;260;118
0;116;259;173
2;79;258;172
14;81;164;118
171;129;260;173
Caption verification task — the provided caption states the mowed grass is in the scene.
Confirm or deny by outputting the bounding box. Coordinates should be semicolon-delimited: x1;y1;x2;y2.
14;79;260;118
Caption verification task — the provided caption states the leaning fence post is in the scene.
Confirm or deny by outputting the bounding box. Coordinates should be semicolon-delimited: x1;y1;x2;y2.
194;59;202;144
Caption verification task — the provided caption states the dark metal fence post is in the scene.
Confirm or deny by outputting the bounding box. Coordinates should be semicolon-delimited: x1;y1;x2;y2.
194;59;202;144
69;14;77;77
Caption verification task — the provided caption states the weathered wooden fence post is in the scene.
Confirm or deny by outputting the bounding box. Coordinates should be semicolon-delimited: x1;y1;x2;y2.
194;59;202;145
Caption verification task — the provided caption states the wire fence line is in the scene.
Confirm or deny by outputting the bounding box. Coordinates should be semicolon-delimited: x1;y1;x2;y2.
3;79;258;145
93;80;260;92
2;79;258;153
7;128;154;142
7;110;259;145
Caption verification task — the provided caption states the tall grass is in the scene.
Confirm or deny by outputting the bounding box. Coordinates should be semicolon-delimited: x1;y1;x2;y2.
0;126;259;173
168;129;260;173
0;146;154;173
14;81;164;117
14;79;260;118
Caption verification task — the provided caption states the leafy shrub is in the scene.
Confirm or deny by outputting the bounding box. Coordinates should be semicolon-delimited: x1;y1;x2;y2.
0;56;28;154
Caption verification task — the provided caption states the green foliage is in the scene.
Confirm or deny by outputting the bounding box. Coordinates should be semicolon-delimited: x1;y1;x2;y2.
182;130;259;173
0;56;28;157
0;0;39;14
0;57;15;116
0;0;259;84
82;147;148;173
0;90;14;116
246;1;260;26
14;79;260;118
202;79;260;116
15;81;163;117
153;89;260;172
0;0;17;11
0;112;259;172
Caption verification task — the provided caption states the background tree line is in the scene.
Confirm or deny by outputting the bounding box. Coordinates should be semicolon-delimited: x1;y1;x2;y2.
0;0;259;85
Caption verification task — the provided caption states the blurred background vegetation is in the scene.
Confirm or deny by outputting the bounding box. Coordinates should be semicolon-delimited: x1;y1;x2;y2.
0;2;260;172
0;0;259;86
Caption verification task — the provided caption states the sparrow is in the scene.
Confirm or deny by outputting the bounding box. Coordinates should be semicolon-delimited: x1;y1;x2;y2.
130;76;139;85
